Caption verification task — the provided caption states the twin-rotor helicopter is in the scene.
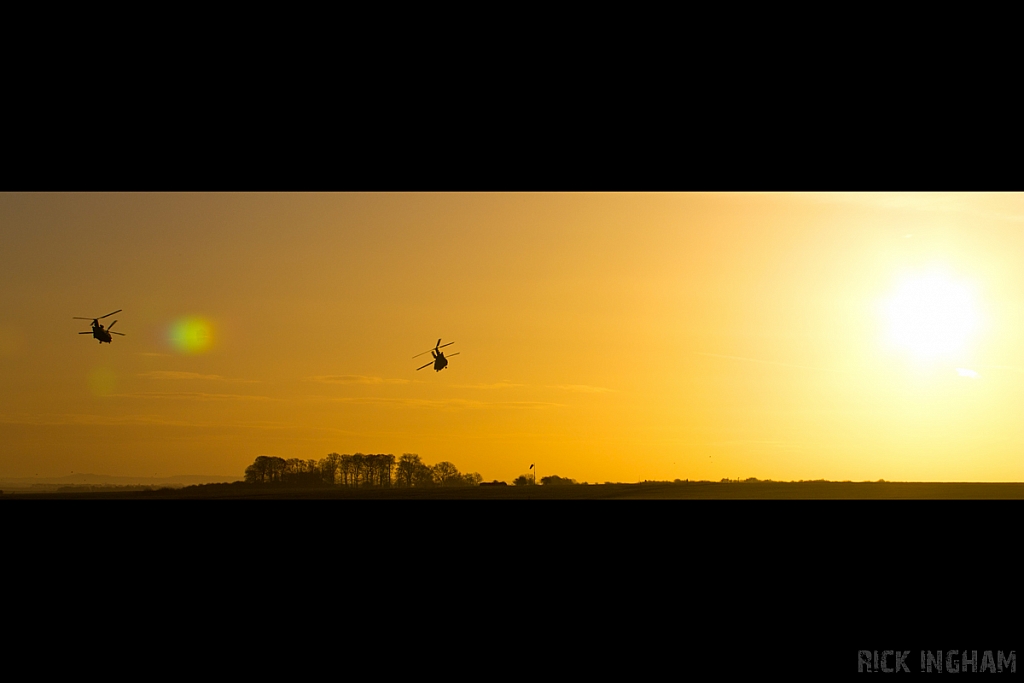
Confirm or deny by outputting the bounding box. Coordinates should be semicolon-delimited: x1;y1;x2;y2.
414;339;459;372
75;310;125;344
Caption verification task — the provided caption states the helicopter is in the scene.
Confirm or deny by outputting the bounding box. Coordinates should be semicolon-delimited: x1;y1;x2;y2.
414;339;459;372
74;310;125;344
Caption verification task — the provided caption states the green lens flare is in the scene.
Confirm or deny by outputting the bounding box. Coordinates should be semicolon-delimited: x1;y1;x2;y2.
169;317;213;354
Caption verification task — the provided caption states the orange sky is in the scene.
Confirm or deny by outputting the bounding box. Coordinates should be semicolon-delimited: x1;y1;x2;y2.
3;192;1024;482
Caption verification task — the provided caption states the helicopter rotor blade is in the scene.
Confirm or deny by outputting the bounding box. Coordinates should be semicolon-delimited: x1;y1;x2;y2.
416;361;434;371
79;331;93;334
111;332;126;336
415;341;455;358
446;352;460;357
73;317;97;320
99;310;122;319
413;344;454;360
107;320;118;331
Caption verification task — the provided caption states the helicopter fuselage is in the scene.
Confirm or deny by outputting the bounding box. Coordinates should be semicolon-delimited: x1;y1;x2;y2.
75;310;121;344
92;325;112;344
415;339;456;372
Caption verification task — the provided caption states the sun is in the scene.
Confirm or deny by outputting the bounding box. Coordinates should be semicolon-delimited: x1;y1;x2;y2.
882;272;980;357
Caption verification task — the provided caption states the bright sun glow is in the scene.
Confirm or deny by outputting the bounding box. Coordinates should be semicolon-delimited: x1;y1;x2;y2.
883;272;980;357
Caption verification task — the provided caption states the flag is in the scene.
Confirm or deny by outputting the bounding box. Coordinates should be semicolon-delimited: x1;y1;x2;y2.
530;464;534;469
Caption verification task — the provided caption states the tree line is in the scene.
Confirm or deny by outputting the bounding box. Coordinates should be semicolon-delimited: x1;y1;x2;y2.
244;453;483;488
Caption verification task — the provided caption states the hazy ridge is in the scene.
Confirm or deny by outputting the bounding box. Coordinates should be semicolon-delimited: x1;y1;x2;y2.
0;473;238;490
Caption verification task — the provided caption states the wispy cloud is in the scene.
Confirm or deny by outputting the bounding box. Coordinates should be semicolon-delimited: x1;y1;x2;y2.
453;382;524;389
308;375;412;385
107;392;273;401
548;384;615;393
976;364;1024;374
808;193;1024;224
0;413;195;426
700;439;801;448
0;413;356;432
137;371;259;382
476;400;562;409
308;396;562;410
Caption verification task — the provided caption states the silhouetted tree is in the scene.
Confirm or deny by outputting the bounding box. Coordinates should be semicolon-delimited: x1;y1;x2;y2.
374;455;382;485
245;455;287;484
269;457;286;482
280;458;321;485
320;453;342;485
244;457;267;483
540;475;577;485
352;453;366;486
339;454;353;487
395;454;421;487
376;454;391;485
432;461;463;486
364;453;379;486
513;475;535;486
395;453;435;487
367;454;393;487
412;461;435;487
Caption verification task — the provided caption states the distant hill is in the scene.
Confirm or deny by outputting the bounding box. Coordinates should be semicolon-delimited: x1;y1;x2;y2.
0;473;239;490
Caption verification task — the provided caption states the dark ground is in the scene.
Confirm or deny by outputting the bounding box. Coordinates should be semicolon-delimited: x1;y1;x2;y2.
7;480;1024;499
5;478;1016;675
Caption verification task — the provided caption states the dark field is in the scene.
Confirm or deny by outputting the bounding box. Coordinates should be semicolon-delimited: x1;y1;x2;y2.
6;480;1024;499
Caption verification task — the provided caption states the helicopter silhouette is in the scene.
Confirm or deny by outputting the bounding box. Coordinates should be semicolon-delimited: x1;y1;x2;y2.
414;339;459;372
74;310;125;344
